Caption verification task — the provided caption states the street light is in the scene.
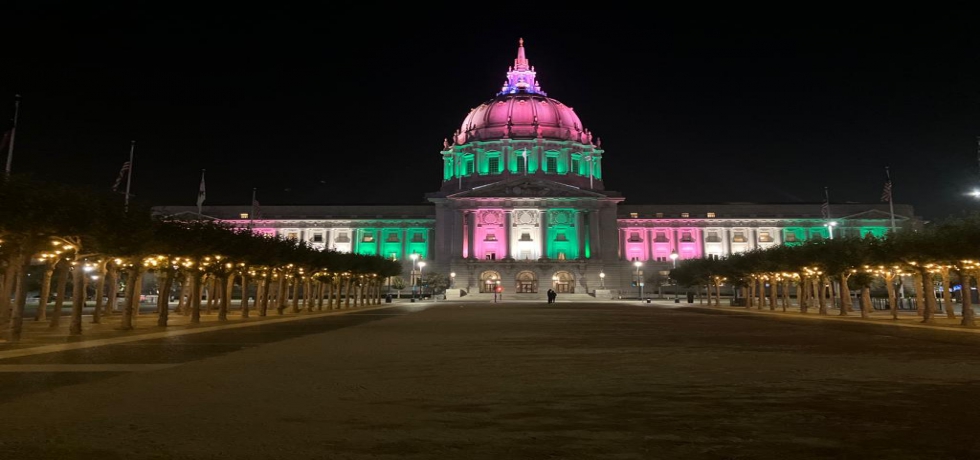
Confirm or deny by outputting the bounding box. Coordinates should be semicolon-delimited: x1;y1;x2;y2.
418;261;426;299
669;250;678;268
824;221;838;240
634;260;643;301
450;272;456;288
599;270;605;288
410;253;419;300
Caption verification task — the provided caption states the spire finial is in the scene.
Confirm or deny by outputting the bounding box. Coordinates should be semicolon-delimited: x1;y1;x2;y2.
519;37;524;47
498;39;545;96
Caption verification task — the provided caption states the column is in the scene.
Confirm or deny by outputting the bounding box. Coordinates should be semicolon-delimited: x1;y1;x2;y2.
467;211;477;260
504;210;513;259
619;228;627;260
673;229;680;259
401;228;408;259
576;211;586;260
647;229;654;261
589;210;600;259
375;229;382;256
539;210;548;259
324;229;332;251
722;228;730;256
428;227;435;260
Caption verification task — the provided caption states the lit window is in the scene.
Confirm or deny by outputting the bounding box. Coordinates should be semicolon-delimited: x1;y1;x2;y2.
386;233;400;242
681;232;693;242
655;212;664;218
556;232;568;241
707;212;716;218
240;213;249;219
287;232;299;240
488;157;500;175
785;232;798;242
485;233;497;241
759;231;773;243
630;212;638;218
733;232;746;243
655;232;668;242
335;232;350;243
546;156;557;173
362;234;374;242
628;232;642;242
411;233;425;242
681;212;690;218
706;231;720;242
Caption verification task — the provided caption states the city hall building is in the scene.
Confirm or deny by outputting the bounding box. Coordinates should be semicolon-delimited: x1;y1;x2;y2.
155;40;916;299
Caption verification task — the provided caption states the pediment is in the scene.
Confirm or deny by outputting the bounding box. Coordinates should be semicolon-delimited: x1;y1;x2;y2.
840;209;906;220
449;178;608;199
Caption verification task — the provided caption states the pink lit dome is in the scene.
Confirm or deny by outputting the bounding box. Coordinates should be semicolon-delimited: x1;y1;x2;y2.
453;39;593;144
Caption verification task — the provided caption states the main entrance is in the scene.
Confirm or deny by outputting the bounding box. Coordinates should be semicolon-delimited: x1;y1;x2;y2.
552;270;575;293
516;270;538;293
480;270;501;293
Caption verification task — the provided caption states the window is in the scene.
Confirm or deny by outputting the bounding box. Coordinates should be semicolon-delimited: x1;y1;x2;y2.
520;250;532;260
556;232;568;242
681;232;693;242
386;233;400;242
488;157;500;175
811;233;823;241
654;232;668;242
485;253;496;260
571;158;579;174
706;231;720;243
287;232;299;240
362;234;374;242
516;156;526;174
484;233;497;241
628;232;642;242
681;212;690;218
546;156;557;173
733;232;746;243
630;212;638;218
312;233;324;243
785;232;798;243
706;212;716;218
557;252;566;260
411;233;425;242
655;212;664;218
466;160;475;175
759;231;773;242
240;213;250;219
519;233;533;242
335;232;350;243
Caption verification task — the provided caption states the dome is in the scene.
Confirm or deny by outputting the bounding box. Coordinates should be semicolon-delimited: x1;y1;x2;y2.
452;38;593;145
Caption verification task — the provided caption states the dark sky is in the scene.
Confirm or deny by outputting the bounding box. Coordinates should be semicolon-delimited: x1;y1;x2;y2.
2;7;979;221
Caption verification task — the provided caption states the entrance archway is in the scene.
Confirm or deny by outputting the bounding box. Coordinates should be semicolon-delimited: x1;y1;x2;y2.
552;270;575;293
516;270;538;293
480;270;501;293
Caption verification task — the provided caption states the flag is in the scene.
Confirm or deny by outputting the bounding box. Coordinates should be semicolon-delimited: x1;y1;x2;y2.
196;170;206;208
111;161;131;192
881;169;893;203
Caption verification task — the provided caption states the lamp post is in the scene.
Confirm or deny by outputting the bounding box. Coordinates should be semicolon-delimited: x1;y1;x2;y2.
450;272;456;289
599;270;605;288
495;280;501;302
409;253;419;301
670;250;678;268
418;261;426;299
824;221;838;239
634;260;643;301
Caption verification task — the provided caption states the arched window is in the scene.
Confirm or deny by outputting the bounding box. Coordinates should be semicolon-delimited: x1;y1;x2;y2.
552;270;575;293
480;270;501;293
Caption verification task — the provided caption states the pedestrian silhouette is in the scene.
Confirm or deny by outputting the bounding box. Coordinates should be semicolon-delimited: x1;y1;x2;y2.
547;289;556;304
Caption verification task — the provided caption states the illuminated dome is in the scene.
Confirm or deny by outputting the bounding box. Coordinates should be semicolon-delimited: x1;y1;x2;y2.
453;39;593;144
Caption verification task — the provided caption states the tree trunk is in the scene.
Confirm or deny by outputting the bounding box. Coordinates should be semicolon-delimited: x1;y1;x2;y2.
120;267;141;330
913;272;925;317
885;274;898;320
259;275;271;316
69;261;88;335
156;271;173;327
920;269;935;324
961;271;975;327
50;258;70;328
8;255;30;341
92;262;106;324
35;262;54;321
0;260;18;329
941;270;955;319
276;277;288;315
205;276;216;314
177;273;190;315
781;280;790;311
218;275;231;321
746;282;754;308
189;273;203;324
291;277;301;313
241;274;250;318
105;264;119;317
818;276;828;315
860;286;872;319
838;274;851;316
345;278;353;309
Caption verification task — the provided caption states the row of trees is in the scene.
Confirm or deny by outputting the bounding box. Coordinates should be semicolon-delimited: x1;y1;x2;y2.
0;175;402;342
668;214;980;326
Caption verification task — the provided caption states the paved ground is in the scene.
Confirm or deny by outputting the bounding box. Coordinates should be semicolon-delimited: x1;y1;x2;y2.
3;301;980;459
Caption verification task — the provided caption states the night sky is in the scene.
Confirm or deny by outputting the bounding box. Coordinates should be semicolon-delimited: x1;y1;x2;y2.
2;7;979;221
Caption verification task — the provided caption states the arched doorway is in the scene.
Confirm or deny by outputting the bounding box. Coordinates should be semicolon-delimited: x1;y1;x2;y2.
516;270;538;293
552;271;575;293
480;270;501;293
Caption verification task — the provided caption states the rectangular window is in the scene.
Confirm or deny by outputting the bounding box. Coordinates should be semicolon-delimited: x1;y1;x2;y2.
516;156;526;174
571;158;580;174
240;213;250;219
681;232;693;242
335;232;350;243
484;233;497;241
287;232;299;240
655;212;664;218
706;231;720;243
546;156;557;173
362;234;374;242
681;212;690;218
733;232;746;243
811;233;823;241
655;232;668;242
519;233;533;241
466;160;475;175
411;233;425;242
785;232;798;242
312;233;324;243
488;157;500;175
630;212;638;218
706;212;716;218
556;232;568;241
759;231;773;242
628;232;642;242
386;233;400;242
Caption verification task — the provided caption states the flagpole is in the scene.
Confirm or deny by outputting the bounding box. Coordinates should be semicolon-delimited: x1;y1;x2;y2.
4;94;21;179
124;140;135;212
250;187;256;228
885;166;896;233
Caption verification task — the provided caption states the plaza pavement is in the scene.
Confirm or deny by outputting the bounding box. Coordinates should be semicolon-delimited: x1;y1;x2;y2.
2;299;980;459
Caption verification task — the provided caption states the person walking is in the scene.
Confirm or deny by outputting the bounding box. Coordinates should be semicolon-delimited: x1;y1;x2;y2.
547;289;556;304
